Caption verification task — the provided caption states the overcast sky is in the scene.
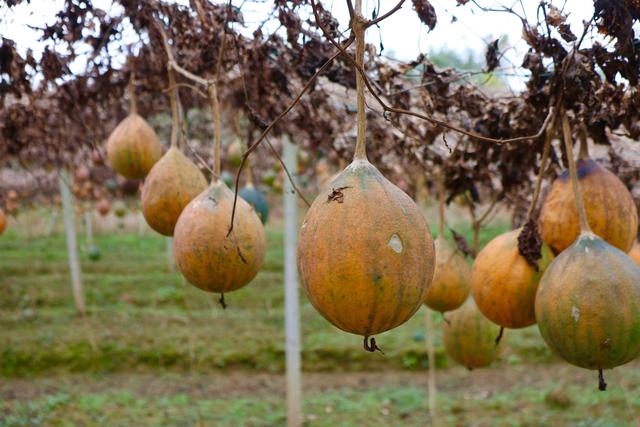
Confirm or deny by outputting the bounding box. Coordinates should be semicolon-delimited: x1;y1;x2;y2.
1;0;597;89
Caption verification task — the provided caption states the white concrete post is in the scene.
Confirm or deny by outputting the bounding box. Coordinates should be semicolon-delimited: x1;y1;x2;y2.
283;135;302;427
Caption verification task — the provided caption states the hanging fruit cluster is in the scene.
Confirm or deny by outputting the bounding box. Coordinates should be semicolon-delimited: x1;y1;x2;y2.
534;113;640;390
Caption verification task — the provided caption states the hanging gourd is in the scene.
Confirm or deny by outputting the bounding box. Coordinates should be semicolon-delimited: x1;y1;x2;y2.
443;298;501;370
96;198;111;217
535;113;640;390
106;75;163;180
113;201;127;218
239;185;269;224
538;132;637;254
471;228;554;329
141;69;207;236
0;207;6;235
226;140;243;167
297;12;435;350
629;240;640;265
425;174;470;313
173;63;265;305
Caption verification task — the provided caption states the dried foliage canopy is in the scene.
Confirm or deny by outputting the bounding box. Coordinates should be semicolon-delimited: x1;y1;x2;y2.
1;0;640;214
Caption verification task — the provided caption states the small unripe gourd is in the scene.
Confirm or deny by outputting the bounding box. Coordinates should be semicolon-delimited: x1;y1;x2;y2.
173;180;266;293
539;159;637;254
297;159;435;337
141;147;207;236
424;236;470;313
226;140;242;167
536;233;640;370
107;113;163;179
239;185;269;224
113;201;127;218
444;298;501;369
471;228;554;329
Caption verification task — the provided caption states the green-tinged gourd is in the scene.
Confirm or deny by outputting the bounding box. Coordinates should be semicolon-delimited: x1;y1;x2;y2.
107;113;162;179
173;180;266;293
141;147;207;236
226;140;242;167
444;298;501;369
87;245;101;261
539;159;637;254
261;170;276;187
297;159;435;337
471;228;553;329
424;236;470;313
239;185;269;224
536;233;640;370
113;201;126;218
221;170;234;188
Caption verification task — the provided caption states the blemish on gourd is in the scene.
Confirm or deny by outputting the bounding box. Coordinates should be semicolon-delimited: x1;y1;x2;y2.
571;305;580;322
327;186;351;204
388;234;403;254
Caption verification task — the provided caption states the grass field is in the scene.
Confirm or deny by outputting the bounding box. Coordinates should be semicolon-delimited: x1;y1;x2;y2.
1;211;639;426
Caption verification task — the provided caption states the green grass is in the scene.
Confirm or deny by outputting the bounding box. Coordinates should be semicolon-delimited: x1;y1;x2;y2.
0;219;522;377
2;212;639;426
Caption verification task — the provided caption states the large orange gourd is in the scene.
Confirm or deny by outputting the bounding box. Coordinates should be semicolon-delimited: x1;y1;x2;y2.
471;229;553;329
298;160;435;337
539;159;637;254
172;66;265;300
444;298;501;369
297;15;434;343
173;180;265;293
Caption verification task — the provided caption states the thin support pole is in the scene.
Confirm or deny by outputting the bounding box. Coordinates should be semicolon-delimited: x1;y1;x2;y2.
58;170;86;315
84;211;94;246
426;309;438;426
284;135;302;427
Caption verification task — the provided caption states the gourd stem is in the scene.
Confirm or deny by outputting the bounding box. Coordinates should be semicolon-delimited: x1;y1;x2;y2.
128;72;138;115
242;132;254;186
168;68;179;148
561;111;592;233
437;171;446;238
526;116;555;221
208;82;222;182
353;4;367;161
495;327;504;347
598;369;607;391
578;125;590;160
425;310;438;426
